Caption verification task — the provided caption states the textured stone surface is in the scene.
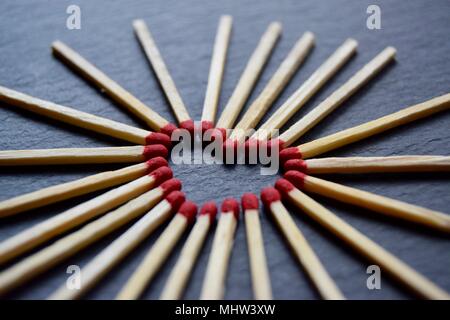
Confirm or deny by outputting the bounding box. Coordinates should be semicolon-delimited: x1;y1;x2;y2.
0;0;449;299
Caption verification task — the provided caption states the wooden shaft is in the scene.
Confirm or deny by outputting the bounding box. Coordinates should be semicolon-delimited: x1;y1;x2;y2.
0;162;148;218
0;86;151;145
50;200;174;300
305;156;450;174
0;194;166;296
298;93;450;159
200;212;237;299
216;22;282;129
201;15;233;123
160;215;211;300
269;201;344;300
303;175;450;232
253;38;358;140
244;209;273;299
116;214;188;300
52;41;169;130
230;32;314;142
285;188;450;299
133;20;191;123
0;146;146;166
0;175;158;265
280;47;396;146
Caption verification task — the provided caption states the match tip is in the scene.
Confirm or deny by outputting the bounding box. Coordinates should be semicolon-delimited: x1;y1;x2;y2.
165;191;185;212
241;193;259;211
221;198;239;220
160;178;182;196
145;132;171;149
179;119;195;136
274;179;295;196
283;159;307;172
178;200;198;224
160;123;178;137
260;187;281;207
279;147;302;163
149;166;173;185
143;144;169;159
211;127;227;143
201;120;214;134
284;170;306;189
145;156;168;173
200;201;218;223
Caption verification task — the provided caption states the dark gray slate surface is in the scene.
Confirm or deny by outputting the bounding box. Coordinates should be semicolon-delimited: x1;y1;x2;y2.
0;0;449;300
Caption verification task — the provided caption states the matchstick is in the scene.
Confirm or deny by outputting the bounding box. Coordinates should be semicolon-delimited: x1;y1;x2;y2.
284;171;450;233
116;201;197;300
160;202;217;300
0;145;168;166
280;93;450;162
52;41;176;134
0;189;183;297
229;32;315;144
0;157;167;218
261;187;344;300
0;170;175;265
242;193;272;300
251;38;358;141
277;46;396;147
275;178;450;299
133;20;192;131
283;155;450;174
215;22;282;130
0;86;172;145
50;193;187;300
200;198;239;299
201;15;233;131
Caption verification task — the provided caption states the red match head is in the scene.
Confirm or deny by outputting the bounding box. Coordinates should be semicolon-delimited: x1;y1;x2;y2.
279;147;302;163
210;127;227;143
201;120;214;134
178;200;197;224
179;119;195;136
274;178;295;198
199;201;218;223
143;144;168;159
284;170;306;190
145;156;168;173
165;191;185;212
260;187;281;208
149;166;173;185
241;193;259;211
160;178;182;197
145;132;171;149
160;123;178;137
221;198;239;220
223;139;239;153
267;138;285;151
283;159;308;172
244;138;259;153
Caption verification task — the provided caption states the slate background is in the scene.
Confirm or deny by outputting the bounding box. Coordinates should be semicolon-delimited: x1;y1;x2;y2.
0;0;449;300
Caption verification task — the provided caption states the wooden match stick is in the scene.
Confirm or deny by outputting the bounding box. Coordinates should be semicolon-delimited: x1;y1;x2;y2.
133;20;192;131
242;193;272;300
252;38;358;141
280;93;450;162
278;46;396;147
116;201;196;300
261;187;344;300
201;15;233;131
0;145;168;166
275;178;450;299
284;171;450;233
0;170;175;265
283;155;450;174
0;188;182;297
160;202;217;300
0;157;167;218
0;86;172;145
51;41;177;134
215;22;282;130
200;198;239;299
50;193;187;300
229;31;315;143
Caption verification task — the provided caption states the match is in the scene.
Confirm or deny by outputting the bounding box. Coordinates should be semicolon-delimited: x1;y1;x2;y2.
284;171;450;233
200;198;239;299
280;92;450;161
0;188;182;297
0;145;168;166
0;169;175;265
160;202;217;300
275;178;450;299
50;192;187;300
261;187;344;300
52;41;176;134
242;193;272;300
